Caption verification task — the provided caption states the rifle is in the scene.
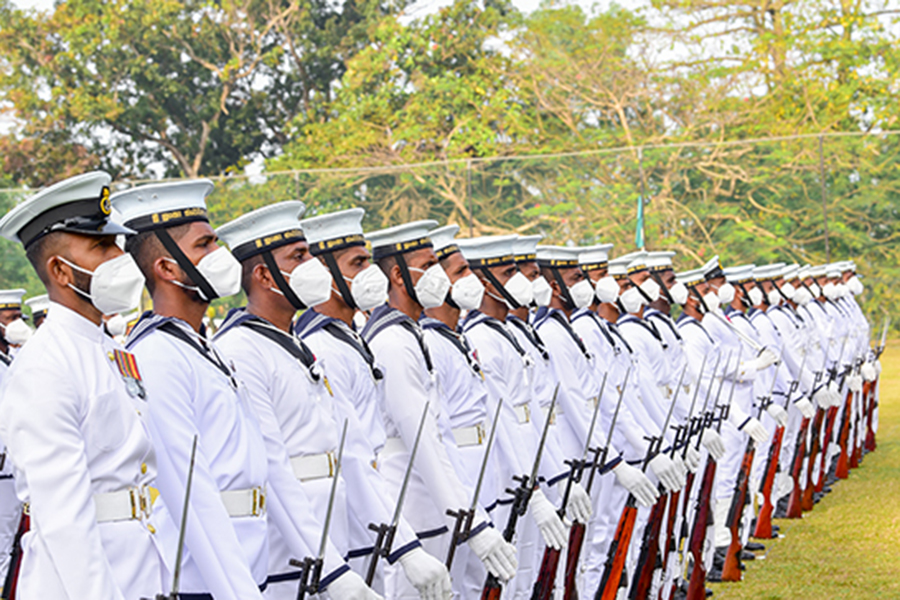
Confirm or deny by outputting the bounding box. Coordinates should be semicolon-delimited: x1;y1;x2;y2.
800;344;834;511
481;387;558;600
531;374;607;600
864;317;889;451
722;343;779;582
685;354;735;600
589;369;634;600
754;348;806;539
289;420;348;599
366;403;430;586
629;364;687;600
446;399;503;571
0;509;28;600
813;335;851;493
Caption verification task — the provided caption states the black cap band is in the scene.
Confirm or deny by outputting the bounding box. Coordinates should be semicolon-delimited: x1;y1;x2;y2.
309;234;366;256
231;229;305;261
19;187;113;248
125;207;209;232
371;237;432;260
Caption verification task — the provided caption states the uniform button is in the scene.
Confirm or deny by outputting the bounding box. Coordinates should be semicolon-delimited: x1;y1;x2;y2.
141;462;148;474
147;523;156;534
107;352;115;361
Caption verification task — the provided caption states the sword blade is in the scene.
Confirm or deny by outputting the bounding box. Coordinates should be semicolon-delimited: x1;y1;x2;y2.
469;399;504;513
583;373;609;463
528;385;559;487
319;420;348;561
391;402;430;529
171;434;199;597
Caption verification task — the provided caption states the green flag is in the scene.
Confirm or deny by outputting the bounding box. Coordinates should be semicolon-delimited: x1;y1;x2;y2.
635;195;645;249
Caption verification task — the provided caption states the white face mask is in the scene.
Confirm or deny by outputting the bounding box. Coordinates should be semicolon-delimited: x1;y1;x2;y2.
793;286;813;306
594;275;620;304
639;278;661;303
568;279;595;309
505;272;535;308
345;265;388;311
532;276;553;307
279;258;333;308
835;283;849;298
620;286;644;314
747;286;764;307
716;282;736;305
450;273;485;311
822;282;838;300
848;276;863;296
167;246;241;301
808;282;821;298
701;291;720;313
1;318;33;346
105;313;128;337
767;288;782;307
669;281;689;305
60;253;146;316
780;283;796;300
409;264;452;309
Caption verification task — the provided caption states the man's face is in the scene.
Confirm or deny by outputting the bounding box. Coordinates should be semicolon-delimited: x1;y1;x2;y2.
177;221;221;265
660;269;676;289
440;252;473;285
708;275;726;293
272;240;312;274
334;246;372;281
559;266;585;290
404;247;439;286
517;260;540;282
841;271;853;283
486;262;519;288
0;309;23;329
57;233;124;294
759;279;775;294
584;266;607;285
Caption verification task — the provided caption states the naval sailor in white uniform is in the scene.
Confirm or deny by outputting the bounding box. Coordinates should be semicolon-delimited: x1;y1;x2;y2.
0;172;163;599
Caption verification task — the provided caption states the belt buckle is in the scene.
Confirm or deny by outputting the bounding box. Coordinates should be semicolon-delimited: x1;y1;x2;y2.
476;423;485;444
252;486;267;517
327;451;336;477
129;488;139;520
524;404;531;423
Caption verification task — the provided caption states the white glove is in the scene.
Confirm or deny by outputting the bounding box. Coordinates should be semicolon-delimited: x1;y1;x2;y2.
559;480;592;523
325;569;383;600
528;489;567;550
398;547;453;600
468;526;517;581
684;443;702;473
812;386;831;409
649;453;684;493
613;462;659;507
874;359;882;375
827;381;844;408
766;404;789;428
861;362;877;382
754;348;779;370
795;397;816;419
847;373;863;393
701;428;726;461
672;453;688;481
740;417;768;445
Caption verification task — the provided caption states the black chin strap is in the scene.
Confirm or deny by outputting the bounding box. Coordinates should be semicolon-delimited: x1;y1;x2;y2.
688;284;710;314
736;282;753;309
262;250;307;311
321;251;357;310
548;267;576;312
651;271;675;305
394;253;421;307
155;228;219;301
479;267;521;310
629;276;655;304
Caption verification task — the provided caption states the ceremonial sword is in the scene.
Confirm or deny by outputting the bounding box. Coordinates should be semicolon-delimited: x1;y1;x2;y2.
289;419;348;599
366;402;430;586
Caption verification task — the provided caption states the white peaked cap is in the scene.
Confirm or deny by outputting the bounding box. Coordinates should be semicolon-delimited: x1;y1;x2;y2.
646;251;676;271
300;207;368;256
723;264;756;283
216;201;306;261
808;264;828;278
0;171;132;246
111;179;215;232
676;267;706;287
753;263;785;281
781;263;800;281
457;235;518;265
512;234;543;259
428;225;460;253
536;245;581;267
607;255;632;278
366;220;439;260
618;250;648;273
578;243;614;266
701;255;724;280
825;263;843;279
24;294;49;315
0;289;26;309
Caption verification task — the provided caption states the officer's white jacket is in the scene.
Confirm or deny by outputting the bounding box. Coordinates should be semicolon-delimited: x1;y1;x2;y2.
297;309;386;457
0;302;161;599
364;305;490;542
701;309;758;429
0;345;19;584
216;310;419;563
129;315;343;599
644;307;693;420
767;305;818;397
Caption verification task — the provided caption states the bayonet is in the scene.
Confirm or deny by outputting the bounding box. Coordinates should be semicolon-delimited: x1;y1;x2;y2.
595;367;632;472
718;348;743;431
709;311;764;352
366;402;430;585
289;420;348;598
155;434;198;600
446;399;503;570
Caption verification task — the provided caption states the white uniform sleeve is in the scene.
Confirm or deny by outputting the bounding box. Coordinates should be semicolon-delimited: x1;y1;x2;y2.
0;368;125;600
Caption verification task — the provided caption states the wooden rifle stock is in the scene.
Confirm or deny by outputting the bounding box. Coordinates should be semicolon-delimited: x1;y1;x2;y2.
658;488;680;598
785;416;809;518
482;476;532;599
630;488;666;599
563;522;586;600
531;547;561;600
816;405;839;491
685;458;716;600
802;409;825;511
864;379;877;451
594;495;638;600
835;390;853;479
721;441;755;581
753;424;785;539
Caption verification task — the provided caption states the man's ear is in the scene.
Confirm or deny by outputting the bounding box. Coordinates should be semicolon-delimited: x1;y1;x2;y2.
254;263;274;289
389;263;405;292
154;255;181;284
45;255;73;288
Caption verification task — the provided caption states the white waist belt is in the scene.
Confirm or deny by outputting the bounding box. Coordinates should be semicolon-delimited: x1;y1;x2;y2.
381;436;406;459
453;422;486;447
221;486;267;518
290;452;336;482
94;486;152;523
513;403;531;424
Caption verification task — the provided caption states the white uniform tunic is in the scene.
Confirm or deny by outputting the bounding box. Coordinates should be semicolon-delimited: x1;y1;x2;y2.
0;347;20;582
129;315;347;600
363;305;489;600
215;310;397;599
0;302;161;600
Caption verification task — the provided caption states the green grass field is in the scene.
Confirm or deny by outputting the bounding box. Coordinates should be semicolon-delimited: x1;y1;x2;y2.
710;340;900;599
